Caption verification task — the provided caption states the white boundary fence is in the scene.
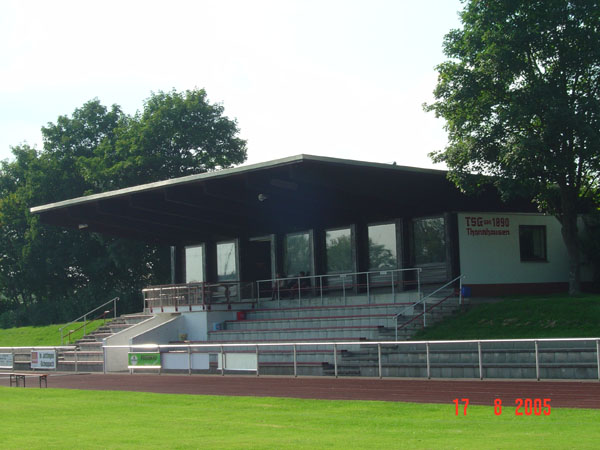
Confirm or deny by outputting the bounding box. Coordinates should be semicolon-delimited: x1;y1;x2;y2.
104;337;600;381
2;338;598;381
0;346;76;371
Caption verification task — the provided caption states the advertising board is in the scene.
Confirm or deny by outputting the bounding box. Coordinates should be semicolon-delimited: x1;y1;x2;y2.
0;353;13;369
31;350;56;369
128;352;161;368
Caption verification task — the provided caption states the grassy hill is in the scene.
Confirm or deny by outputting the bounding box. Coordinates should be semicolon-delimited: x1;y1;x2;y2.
0;320;104;347
412;294;600;341
2;295;600;346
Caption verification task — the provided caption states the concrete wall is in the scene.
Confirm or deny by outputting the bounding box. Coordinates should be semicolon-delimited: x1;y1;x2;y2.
181;311;236;341
103;314;176;372
131;316;184;345
458;213;569;286
104;311;236;372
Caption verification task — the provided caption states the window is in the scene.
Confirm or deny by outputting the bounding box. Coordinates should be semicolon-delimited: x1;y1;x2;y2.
413;217;446;265
368;223;397;270
217;241;238;281
185;245;204;283
519;225;547;262
284;231;312;276
326;227;353;273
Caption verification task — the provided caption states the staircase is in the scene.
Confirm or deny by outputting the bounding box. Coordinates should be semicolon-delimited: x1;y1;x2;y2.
57;314;153;372
201;288;462;375
323;340;600;379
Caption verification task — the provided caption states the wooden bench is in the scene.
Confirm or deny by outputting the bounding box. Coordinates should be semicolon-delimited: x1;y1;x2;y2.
0;372;48;388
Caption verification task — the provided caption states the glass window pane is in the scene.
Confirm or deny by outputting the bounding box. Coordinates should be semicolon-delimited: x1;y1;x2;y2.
326;228;352;273
217;241;237;281
368;223;397;269
519;225;547;261
414;217;446;265
284;232;312;276
185;245;204;283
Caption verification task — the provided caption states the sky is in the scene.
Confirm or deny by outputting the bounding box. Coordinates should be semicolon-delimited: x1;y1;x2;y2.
0;0;464;169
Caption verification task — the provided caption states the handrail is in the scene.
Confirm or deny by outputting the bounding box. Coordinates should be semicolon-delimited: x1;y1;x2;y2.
396;291;455;335
105;336;600;348
256;267;422;306
142;280;256;312
64;309;114;344
394;275;464;341
59;297;119;345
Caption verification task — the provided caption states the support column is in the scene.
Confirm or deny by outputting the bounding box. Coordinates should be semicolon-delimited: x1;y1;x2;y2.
172;245;185;284
313;226;325;277
355;221;369;273
204;240;218;283
170;246;176;284
445;212;460;280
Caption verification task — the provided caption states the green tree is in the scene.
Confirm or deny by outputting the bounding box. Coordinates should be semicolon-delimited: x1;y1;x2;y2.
368;240;396;270
425;0;600;294
82;89;247;189
326;234;353;273
0;89;247;326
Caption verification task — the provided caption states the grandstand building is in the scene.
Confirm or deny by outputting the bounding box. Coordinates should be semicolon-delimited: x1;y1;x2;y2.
31;154;574;297
30;155;590;376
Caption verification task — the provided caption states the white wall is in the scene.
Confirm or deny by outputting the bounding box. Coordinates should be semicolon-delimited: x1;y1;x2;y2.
181;311;235;341
103;314;176;372
131;315;184;345
458;213;569;285
103;311;236;372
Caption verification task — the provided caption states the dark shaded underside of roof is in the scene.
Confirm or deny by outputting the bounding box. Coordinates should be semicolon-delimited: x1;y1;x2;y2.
31;155;535;246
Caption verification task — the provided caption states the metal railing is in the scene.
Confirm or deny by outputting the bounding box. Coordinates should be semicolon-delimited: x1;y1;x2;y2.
64;309;114;344
394;275;463;341
103;336;600;381
256;268;422;307
143;281;255;312
59;297;119;345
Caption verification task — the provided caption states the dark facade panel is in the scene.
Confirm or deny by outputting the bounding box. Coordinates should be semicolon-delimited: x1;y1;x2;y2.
30;155;536;246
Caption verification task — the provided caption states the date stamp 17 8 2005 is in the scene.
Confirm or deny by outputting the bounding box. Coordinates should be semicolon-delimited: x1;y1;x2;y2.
453;398;551;416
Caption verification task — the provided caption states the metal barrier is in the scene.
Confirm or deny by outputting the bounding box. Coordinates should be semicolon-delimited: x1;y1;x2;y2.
394;275;464;340
143;269;422;311
0;346;77;371
104;337;600;381
143;281;255;312
256;268;422;307
59;297;119;345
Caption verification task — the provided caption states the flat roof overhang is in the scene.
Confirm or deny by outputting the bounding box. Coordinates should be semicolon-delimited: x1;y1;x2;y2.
30;154;534;246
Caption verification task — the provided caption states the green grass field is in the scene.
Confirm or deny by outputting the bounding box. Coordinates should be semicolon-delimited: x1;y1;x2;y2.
0;387;598;449
1;296;599;448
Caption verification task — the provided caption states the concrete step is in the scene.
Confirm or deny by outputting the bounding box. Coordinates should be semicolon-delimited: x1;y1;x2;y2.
246;303;414;320
225;314;398;331
60;351;104;362
208;325;391;342
57;361;104;372
256;292;420;310
78;341;103;351
120;314;154;324
95;323;132;334
324;360;600;380
200;338;363;350
88;332;112;341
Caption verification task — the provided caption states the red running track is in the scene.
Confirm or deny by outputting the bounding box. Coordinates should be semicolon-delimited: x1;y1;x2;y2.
1;373;599;409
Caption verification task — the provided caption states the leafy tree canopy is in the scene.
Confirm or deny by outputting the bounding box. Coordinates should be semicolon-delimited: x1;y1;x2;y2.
82;89;247;190
425;0;600;293
0;89;247;327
